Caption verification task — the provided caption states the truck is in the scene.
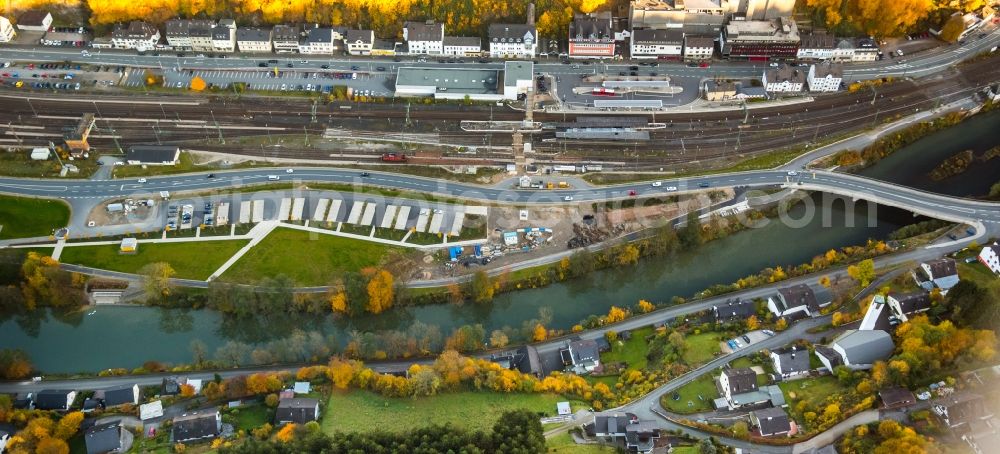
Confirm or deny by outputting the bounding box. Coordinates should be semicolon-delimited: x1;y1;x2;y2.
558;181;569;188
380;153;408;162
180;204;194;229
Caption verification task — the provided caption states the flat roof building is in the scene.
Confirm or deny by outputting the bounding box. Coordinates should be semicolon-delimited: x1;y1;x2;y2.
722;17;800;60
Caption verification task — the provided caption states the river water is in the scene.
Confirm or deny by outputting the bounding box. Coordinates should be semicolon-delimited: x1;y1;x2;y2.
3;110;997;373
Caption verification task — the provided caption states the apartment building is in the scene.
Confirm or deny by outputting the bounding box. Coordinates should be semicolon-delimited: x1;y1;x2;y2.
568;12;615;58
236;27;273;53
110;21;160;50
211;19;236;53
488;24;538;58
403;20;444;55
630;28;683;59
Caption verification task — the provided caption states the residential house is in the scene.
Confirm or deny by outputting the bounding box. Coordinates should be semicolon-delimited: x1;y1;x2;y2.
139;401;164;421
625;421;660;453
165;19;215;51
443;36;481;56
236;27;272;53
933;393;994;429
298;27;336;55
750;407;792;437
719;368;758;403
704;80;737;101
490;345;542;377
568;12;615;58
770;346;810;378
767;284;828;318
914;258;960;292
16;10;52;32
721;18;800;60
978;244;1000;274
211;19;236;53
807;62;843;92
371;39;399;56
591;412;635;438
559;338;601;374
859;292;931;331
403;20;444;55
345;29;374;55
879;387;916;409
274;398;320;425
852;37;879;62
488;24;537;58
35;390;76;411
683;36;715;61
272;24;302;53
172;410;221;443
814;330;894;371
713;298;756;322
762;64;805;93
796;32;836;60
98;384;139;408
125;146;180;165
84;421;132;454
110;21;160;50
630;28;683;59
735;83;769;100
162;376;182;395
0;16;17;43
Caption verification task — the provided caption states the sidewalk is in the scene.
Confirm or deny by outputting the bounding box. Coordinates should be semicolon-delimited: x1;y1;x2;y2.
206;221;278;281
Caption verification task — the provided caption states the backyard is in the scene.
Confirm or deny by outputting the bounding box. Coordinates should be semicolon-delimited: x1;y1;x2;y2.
683;332;723;365
546;431;617;453
221;227;404;285
58;239;248;280
601;327;654;371
661;374;718;414
321;390;581;434
778;375;852;428
0;195;70;240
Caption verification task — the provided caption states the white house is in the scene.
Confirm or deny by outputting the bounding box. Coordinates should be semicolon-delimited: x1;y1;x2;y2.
0;16;16;43
443;36;481;56
796;32;836;60
807;62;843;92
630;28;683;59
683;36;715;61
488;24;537;58
110;21;160;51
236;27;273;53
979;244;1000;274
345;29;374;55
770;346;810;378
298;27;336;55
165;19;215;50
762;64;805;93
404;20;444;55
16;10;52;32
211;20;237;53
272;24;301;53
766;284;826;319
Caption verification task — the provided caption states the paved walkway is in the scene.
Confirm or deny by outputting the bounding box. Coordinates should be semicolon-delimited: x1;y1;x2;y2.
206;221;278;281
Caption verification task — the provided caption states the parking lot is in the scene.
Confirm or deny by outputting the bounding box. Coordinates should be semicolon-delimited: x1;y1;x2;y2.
151;67;394;96
156;188;483;239
0;60;128;91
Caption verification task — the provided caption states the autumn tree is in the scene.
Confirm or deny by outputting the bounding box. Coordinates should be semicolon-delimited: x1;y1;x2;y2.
189;76;207;91
0;349;32;380
745;315;759;331
36;437;69;454
328;289;347;314
616;244;640;266
636;299;655;313
775;317;789;331
275;423;296;442
818;276;831;288
807;0;843;27
489;330;509;348
847;259;876;286
20;252;85;309
470;270;494;304
532;324;548;341
179;383;195;397
139;262;176;300
327;358;358;389
364;269;395;314
54;412;84;439
605;306;628;324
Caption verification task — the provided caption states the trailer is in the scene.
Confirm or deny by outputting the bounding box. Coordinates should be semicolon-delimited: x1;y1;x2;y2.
360;203;377;226
251;200;264;223
239;201;252;224
312;199;330;221
277;198;292;221
381;205;398;229
215;202;230;226
290;198;305;221
394;205;411;229
326;199;343;223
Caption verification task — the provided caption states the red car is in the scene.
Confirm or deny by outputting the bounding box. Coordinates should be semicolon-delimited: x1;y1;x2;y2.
628;190;637;196
699;62;710;68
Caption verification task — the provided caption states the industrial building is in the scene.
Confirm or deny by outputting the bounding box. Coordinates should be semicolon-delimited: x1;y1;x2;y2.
394;61;533;101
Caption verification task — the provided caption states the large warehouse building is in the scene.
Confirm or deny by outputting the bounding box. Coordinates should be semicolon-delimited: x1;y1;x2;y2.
395;61;534;101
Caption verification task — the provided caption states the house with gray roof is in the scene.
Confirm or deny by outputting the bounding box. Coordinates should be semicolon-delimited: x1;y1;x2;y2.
97;383;139;408
404;20;444;55
625;421;660;453
814;330;894;371
767;284;829;318
568;12;614;58
35;389;76;411
770;346;810;378
488;23;537;58
275;398;320;425
915;258;960;293
443;36;481;56
85;421;132;454
859;292;931;331
716;367;773;409
345;29;374;55
559;338;601;374
750;407;792;437
172;410;221;443
589;413;660;453
933;392;993;429
713;298;756;322
272;24;302;53
298;27;336;55
236;27;272;53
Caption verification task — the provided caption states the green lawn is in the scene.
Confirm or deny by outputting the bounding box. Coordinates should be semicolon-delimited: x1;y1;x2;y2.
229;404;273;431
671;446;700;454
322;390;581;434
0;195;70;239
683;332;723;365
221;227;402;285
661;374;718;414
547;431;617;453
602;327;653;370
58;239;248;280
957;262;997;287
778;376;849;425
111;152;258;178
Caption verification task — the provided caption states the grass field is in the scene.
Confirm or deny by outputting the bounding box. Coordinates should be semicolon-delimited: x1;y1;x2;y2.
957;261;997;287
661;374;718;414
58;239;248;280
0;152;99;178
779;376;849;427
229;404;273;431
111;152;257;178
221;227;401;285
546;432;617;453
683;332;723;365
602;327;653;370
0;195;70;240
322;390;580;434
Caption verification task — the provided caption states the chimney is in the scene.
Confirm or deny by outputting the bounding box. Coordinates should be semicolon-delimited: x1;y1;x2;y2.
527;3;536;26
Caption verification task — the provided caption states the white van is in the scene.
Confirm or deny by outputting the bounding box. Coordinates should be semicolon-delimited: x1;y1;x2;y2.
268;175;280;181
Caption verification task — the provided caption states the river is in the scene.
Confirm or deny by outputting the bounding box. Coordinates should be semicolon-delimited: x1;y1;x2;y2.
4;110;997;373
